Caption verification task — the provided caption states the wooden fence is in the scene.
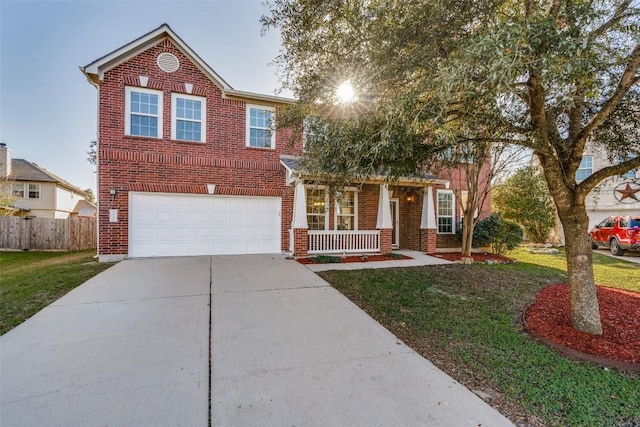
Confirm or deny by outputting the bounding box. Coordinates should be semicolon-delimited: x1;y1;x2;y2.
0;216;97;251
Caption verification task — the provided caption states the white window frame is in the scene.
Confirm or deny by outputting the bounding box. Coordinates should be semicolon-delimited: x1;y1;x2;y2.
125;86;163;138
246;104;275;149
576;156;593;181
437;189;456;234
12;182;25;198
306;186;329;230
334;188;358;230
171;93;206;142
617;155;637;179
28;183;41;199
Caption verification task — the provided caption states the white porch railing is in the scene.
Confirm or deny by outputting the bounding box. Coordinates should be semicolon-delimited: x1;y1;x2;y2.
308;230;380;254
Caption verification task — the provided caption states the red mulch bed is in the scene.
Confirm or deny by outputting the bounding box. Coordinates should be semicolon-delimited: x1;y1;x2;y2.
297;254;412;265
428;252;516;263
525;283;640;369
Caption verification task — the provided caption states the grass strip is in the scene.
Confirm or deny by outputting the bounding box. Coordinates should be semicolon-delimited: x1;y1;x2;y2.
0;250;113;335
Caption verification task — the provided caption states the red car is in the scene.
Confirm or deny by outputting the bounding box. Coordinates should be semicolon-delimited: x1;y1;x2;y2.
589;216;640;256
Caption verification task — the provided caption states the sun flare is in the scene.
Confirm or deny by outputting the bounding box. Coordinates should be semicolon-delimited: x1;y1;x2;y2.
335;80;357;104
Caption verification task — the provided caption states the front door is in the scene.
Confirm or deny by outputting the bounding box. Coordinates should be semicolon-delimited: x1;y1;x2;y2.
390;199;399;249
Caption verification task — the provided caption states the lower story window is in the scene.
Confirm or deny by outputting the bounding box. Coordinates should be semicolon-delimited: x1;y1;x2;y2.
437;190;455;234
336;190;356;230
306;188;327;230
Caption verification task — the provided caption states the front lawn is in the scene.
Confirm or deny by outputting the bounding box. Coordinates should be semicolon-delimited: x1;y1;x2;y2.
0;250;113;335
513;247;640;293
319;251;640;426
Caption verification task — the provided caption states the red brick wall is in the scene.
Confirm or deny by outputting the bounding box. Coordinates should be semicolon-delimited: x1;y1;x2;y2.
97;38;302;255
433;161;493;220
293;228;308;256
391;187;422;251
431;160;493;250
358;185;379;230
421;229;437;253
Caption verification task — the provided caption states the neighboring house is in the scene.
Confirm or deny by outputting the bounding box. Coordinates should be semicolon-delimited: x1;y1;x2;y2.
81;24;491;262
582;144;639;229
0;143;96;219
540;142;639;245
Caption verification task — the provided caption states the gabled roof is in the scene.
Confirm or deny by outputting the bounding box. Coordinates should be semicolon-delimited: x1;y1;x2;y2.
9;159;88;196
80;24;295;105
73;199;97;217
81;23;232;90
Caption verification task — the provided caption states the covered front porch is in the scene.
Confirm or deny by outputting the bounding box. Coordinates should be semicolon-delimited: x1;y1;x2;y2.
282;157;449;257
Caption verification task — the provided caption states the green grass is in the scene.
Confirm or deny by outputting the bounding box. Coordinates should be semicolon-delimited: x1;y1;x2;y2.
0;250;113;335
512;247;640;292
319;253;640;427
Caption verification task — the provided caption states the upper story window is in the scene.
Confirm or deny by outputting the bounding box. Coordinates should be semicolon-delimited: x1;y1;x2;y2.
28;183;40;199
12;182;40;199
437;190;455;234
246;105;275;149
12;182;24;198
617;155;637;179
576;156;593;181
125;87;163;138
438;146;473;163
171;93;206;142
303;116;327;150
335;190;357;230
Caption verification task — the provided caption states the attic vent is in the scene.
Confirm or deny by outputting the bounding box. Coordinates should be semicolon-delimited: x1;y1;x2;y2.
157;53;179;73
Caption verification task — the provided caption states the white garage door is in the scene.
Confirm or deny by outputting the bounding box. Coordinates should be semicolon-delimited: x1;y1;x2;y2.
129;192;281;258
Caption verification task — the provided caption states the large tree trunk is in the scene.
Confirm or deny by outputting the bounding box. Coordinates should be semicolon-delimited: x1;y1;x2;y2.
557;206;603;335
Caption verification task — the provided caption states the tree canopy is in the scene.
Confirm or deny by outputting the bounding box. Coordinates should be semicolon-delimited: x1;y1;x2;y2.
263;0;640;335
493;166;556;243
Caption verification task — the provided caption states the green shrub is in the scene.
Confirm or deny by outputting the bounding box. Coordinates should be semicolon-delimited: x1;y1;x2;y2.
458;214;523;255
492;218;524;255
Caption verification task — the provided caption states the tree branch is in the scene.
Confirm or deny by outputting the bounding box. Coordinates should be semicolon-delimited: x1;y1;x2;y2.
577;156;640;198
578;44;640;141
588;0;633;41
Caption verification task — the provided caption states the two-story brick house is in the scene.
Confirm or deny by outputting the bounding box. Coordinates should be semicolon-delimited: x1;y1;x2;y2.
82;24;490;262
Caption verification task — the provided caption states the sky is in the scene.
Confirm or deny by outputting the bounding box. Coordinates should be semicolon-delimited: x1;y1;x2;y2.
0;0;287;193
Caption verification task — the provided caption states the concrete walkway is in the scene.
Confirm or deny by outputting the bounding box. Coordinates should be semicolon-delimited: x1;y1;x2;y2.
305;250;453;272
2;255;513;426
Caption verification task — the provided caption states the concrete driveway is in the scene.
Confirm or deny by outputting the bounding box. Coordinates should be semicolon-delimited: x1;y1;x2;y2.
593;247;640;264
1;255;513;426
1;257;210;426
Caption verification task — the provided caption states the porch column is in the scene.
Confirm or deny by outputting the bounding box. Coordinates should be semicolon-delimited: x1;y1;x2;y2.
292;180;308;256
420;186;437;254
376;184;393;253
